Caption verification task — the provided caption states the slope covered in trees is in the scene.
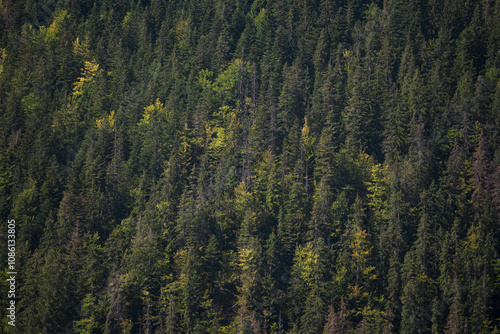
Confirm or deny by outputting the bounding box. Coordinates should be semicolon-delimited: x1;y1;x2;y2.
0;0;499;333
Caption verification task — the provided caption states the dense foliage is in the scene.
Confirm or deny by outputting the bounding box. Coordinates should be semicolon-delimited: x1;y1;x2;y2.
1;0;500;333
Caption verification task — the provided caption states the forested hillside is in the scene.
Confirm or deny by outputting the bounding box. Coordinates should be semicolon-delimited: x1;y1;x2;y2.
1;0;499;333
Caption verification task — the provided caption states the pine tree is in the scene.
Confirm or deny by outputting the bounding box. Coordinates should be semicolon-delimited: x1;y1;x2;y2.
278;58;309;135
323;298;350;334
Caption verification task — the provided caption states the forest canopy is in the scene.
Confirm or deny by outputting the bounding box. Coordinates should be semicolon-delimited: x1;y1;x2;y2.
0;0;499;333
